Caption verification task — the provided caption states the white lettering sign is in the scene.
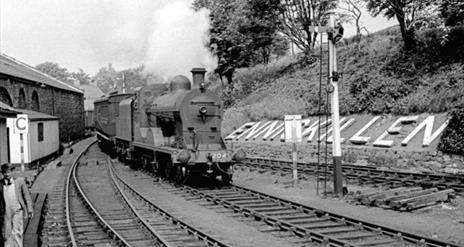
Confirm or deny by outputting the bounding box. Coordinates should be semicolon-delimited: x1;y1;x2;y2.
349;116;380;145
401;116;449;147
226;114;449;150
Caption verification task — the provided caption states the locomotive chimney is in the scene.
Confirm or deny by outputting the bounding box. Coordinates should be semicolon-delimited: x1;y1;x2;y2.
191;68;206;88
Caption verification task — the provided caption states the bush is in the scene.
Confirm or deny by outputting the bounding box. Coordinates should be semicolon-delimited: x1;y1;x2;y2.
415;26;464;67
438;108;464;155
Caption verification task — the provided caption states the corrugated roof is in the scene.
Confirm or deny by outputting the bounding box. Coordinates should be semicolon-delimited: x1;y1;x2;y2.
0;53;83;94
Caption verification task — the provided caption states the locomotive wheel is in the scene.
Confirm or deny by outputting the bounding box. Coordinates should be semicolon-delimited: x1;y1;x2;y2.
151;161;159;175
221;174;232;185
109;147;117;159
164;162;173;179
175;166;191;185
175;166;184;184
142;157;149;171
129;154;138;169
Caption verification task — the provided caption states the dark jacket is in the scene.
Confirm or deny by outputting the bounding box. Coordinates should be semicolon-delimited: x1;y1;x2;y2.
0;177;33;239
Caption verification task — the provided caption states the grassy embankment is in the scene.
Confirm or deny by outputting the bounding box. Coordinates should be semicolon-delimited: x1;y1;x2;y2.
206;26;464;154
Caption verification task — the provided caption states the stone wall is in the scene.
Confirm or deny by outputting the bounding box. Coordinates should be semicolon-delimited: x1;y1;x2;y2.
0;77;84;142
227;141;464;175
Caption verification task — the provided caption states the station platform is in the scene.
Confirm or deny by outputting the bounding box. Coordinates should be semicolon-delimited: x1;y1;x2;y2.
23;137;96;247
31;137;96;193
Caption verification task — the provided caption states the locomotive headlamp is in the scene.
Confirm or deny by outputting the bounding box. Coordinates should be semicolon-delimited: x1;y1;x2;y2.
199;106;208;121
177;150;191;163
199;106;208;115
232;149;246;162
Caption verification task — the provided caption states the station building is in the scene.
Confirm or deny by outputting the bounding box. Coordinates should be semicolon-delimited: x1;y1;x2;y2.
0;102;18;165
76;83;105;129
0;100;60;166
0;53;84;142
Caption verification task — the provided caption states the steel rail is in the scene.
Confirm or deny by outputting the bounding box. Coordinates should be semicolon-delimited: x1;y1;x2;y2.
182;184;460;247
70;144;132;246
109;160;230;247
232;184;460;247
105;158;176;247
243;157;464;193
65;139;97;247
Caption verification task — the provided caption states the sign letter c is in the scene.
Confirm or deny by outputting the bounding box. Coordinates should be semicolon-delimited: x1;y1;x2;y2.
16;117;27;131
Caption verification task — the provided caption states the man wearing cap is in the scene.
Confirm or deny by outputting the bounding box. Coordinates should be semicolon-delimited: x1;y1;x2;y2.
0;164;33;247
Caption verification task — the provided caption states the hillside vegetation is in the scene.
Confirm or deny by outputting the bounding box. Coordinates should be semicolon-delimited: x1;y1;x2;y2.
208;26;464;153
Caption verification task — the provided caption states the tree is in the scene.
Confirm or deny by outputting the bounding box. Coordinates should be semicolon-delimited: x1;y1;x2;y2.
279;0;338;54
92;64;152;93
194;0;284;84
35;62;73;85
339;0;368;41
241;0;284;64
118;65;149;92
93;64;118;93
365;0;439;51
440;0;464;26
70;69;91;85
194;0;245;84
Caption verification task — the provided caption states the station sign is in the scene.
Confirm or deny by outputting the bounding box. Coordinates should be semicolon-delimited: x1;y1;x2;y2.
284;115;302;143
14;114;29;134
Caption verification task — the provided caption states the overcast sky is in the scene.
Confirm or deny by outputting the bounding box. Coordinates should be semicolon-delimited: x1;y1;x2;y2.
0;0;394;77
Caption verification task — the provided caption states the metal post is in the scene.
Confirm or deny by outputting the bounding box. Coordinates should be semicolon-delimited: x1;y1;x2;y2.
329;16;343;196
20;133;24;172
122;72;126;93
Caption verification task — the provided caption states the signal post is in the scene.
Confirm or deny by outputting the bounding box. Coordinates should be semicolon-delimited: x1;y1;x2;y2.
308;16;344;196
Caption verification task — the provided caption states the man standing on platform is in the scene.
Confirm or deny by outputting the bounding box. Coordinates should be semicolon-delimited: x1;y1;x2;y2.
0;164;33;247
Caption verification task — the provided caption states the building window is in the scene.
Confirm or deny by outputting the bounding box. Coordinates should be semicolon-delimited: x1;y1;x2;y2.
18;89;26;108
38;123;44;142
31;91;40;111
0;87;13;106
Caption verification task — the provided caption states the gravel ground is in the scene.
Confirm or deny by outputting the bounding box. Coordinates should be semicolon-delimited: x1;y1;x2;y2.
233;168;464;246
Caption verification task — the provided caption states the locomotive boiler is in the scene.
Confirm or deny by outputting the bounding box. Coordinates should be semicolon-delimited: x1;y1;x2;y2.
94;68;245;184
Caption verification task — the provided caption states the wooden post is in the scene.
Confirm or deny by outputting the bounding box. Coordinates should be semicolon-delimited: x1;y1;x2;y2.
292;121;298;187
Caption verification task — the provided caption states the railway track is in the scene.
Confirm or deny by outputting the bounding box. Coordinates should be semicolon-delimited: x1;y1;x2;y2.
115;166;460;246
65;143;230;247
241;157;464;194
179;184;460;247
43;141;460;246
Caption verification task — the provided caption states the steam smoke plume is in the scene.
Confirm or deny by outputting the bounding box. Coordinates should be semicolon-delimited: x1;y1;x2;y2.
83;0;216;77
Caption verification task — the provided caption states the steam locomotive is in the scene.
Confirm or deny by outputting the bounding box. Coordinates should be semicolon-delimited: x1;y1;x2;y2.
94;68;245;184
